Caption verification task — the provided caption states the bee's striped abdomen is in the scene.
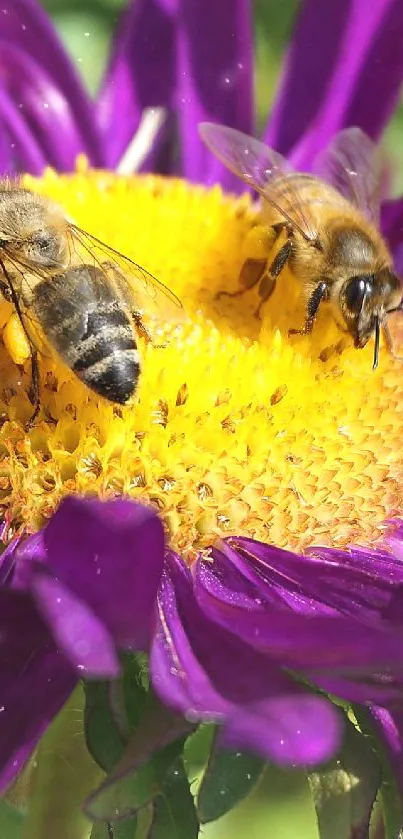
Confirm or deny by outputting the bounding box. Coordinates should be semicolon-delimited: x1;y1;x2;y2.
32;264;140;404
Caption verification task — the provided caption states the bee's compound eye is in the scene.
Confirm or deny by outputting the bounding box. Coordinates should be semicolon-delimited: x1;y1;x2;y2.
34;233;54;253
344;276;371;314
30;231;60;265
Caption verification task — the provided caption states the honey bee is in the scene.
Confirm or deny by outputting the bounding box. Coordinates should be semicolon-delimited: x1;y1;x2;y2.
0;183;182;415
199;123;403;368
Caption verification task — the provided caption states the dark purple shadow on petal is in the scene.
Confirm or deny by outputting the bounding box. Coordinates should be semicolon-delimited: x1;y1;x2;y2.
97;0;176;168
177;0;254;190
150;552;342;766
265;0;403;169
0;44;99;171
0;588;76;792
0;0;104;165
42;497;165;651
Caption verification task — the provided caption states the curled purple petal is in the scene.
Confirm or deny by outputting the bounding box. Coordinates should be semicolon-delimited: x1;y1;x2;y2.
42;497;165;651
97;0;176;168
0;85;48;174
195;544;403;698
0;588;76;793
0;0;104;166
367;706;403;800
177;0;254;189
32;574;120;678
0;44;99;171
151;552;342;766
265;0;403;169
219;694;342;767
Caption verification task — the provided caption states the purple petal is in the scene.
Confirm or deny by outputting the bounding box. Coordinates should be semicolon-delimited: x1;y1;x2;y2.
97;0;176;168
42;497;165;650
151;552;342;766
32;574;120;677
219;694;342;767
0;86;48;174
381;197;403;271
0;0;104;166
367;706;403;799
265;0;403;169
0;45;101;172
177;0;254;189
200;538;401;624
195;549;403;692
0;588;76;792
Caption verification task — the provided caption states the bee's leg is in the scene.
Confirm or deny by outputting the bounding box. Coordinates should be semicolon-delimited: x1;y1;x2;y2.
217;258;268;301
26;348;40;426
217;221;290;304
383;319;403;362
254;238;294;319
289;281;328;336
131;311;166;349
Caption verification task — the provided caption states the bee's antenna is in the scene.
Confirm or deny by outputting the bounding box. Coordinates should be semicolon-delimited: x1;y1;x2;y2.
373;316;380;370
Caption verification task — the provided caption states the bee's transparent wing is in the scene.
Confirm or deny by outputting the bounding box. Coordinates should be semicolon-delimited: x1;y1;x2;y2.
314;127;383;225
199;122;320;243
66;225;184;320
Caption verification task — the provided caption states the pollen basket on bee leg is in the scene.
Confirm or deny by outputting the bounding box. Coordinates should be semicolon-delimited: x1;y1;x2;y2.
3;312;31;366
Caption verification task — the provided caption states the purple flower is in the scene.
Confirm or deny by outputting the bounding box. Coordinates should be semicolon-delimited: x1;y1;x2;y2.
3;0;403;806
0;496;164;792
150;534;403;770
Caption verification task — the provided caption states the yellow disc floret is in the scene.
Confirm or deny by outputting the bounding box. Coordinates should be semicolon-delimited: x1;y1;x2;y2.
0;166;402;561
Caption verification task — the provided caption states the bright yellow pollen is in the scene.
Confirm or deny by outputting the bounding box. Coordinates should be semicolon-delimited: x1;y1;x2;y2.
0;166;402;560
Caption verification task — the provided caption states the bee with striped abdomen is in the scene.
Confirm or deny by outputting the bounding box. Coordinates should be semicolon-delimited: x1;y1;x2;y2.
0;184;182;416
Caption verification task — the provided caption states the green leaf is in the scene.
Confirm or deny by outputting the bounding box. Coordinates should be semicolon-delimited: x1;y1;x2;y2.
85;738;186;823
308;715;381;839
148;759;199;839
0;799;25;838
84;681;125;772
85;655;150;774
197;731;266;823
121;653;149;731
90;816;137;838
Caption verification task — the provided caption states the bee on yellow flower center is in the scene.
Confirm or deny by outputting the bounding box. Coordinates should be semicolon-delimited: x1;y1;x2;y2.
0;162;401;562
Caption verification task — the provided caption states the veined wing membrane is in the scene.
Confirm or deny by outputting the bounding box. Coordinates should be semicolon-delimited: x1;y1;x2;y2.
0;253;54;358
314;127;383;226
67;225;184;321
199;122;320;243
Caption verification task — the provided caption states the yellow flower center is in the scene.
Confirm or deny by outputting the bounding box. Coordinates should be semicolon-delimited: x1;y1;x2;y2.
0;164;402;561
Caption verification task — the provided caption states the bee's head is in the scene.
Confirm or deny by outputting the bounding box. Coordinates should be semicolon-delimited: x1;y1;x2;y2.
0;189;68;268
340;269;402;368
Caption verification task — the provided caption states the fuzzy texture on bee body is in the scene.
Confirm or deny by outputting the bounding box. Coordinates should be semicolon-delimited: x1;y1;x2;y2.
0;182;181;407
199;123;403;366
32;266;140;404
